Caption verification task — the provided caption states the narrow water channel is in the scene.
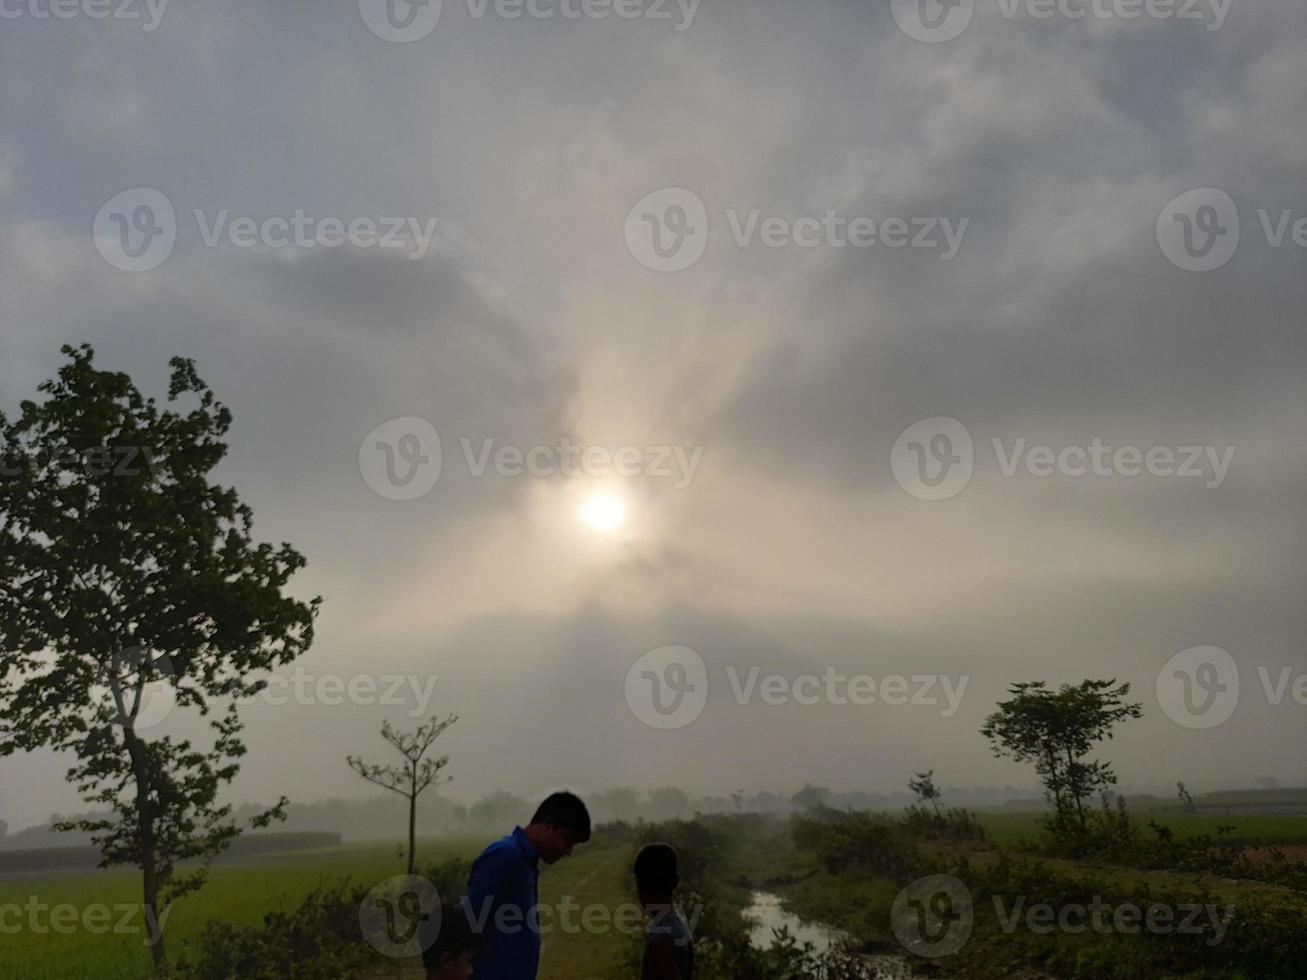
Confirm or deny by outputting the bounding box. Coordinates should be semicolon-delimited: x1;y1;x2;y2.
742;891;915;978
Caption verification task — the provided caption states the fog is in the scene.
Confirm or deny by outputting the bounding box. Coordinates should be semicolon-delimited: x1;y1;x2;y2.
2;0;1305;836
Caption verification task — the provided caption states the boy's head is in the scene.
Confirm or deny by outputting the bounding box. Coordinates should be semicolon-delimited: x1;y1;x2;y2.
634;842;679;904
421;904;479;980
527;791;591;864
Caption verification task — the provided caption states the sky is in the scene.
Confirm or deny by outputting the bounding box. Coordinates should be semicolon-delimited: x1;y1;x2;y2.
1;0;1305;833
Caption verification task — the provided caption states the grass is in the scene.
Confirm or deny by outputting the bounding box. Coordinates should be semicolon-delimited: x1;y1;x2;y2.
0;837;482;980
975;810;1307;846
0;834;638;980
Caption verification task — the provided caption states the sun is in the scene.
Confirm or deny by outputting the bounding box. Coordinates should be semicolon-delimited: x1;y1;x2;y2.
580;491;627;533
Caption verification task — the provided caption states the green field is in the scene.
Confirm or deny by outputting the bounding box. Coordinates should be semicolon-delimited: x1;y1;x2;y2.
0;836;635;980
975;809;1307;846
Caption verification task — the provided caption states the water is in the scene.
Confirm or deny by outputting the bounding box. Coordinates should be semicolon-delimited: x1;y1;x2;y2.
743;891;914;978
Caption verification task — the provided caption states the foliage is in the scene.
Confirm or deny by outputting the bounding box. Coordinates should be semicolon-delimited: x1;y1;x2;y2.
0;345;320;974
175;881;375;980
981;679;1141;850
908;771;943;816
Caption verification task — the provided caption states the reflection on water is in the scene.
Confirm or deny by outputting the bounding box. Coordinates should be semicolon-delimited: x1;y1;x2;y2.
743;891;915;979
745;891;847;953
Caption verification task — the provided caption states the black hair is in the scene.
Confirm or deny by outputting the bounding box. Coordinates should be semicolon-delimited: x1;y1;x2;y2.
420;904;480;971
634;842;680;893
530;791;592;843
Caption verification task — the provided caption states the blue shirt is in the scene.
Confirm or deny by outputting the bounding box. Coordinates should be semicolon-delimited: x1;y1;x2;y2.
465;827;541;980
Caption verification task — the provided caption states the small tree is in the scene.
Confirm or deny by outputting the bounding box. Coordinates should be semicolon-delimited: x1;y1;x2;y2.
909;770;943;816
981;680;1141;843
1177;781;1197;814
791;783;831;812
347;715;457;875
0;346;320;977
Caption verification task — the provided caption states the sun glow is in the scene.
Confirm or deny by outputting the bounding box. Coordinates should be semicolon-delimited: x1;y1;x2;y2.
580;491;627;533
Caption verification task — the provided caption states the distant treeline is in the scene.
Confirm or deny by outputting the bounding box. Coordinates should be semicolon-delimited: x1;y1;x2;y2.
0;783;1032;850
0;831;342;877
8;782;1297;853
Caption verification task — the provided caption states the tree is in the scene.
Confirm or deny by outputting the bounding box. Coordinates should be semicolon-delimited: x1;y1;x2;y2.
1177;781;1197;814
593;785;641;823
0;345;320;976
909;770;943;816
981;680;1141;840
347;715;457;874
468;791;529;829
650;786;690;821
790;783;831;812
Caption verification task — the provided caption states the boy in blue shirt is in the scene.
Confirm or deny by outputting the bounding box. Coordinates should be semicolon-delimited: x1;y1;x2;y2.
464;791;591;980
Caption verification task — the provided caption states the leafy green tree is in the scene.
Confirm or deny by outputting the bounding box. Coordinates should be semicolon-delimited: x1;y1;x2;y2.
346;714;457;874
981;680;1141;840
0;345;320;976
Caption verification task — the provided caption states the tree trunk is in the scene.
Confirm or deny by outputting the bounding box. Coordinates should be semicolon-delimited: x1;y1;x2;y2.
125;726;167;977
407;791;417;876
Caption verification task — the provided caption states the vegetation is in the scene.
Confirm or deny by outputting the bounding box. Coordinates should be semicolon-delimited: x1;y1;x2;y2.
346;714;458;874
982;679;1142;851
0;346;320;976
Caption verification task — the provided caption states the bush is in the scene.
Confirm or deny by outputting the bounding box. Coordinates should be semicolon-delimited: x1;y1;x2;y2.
175;881;375;980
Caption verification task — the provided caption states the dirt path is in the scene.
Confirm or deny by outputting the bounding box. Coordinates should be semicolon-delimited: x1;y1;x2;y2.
369;842;632;980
